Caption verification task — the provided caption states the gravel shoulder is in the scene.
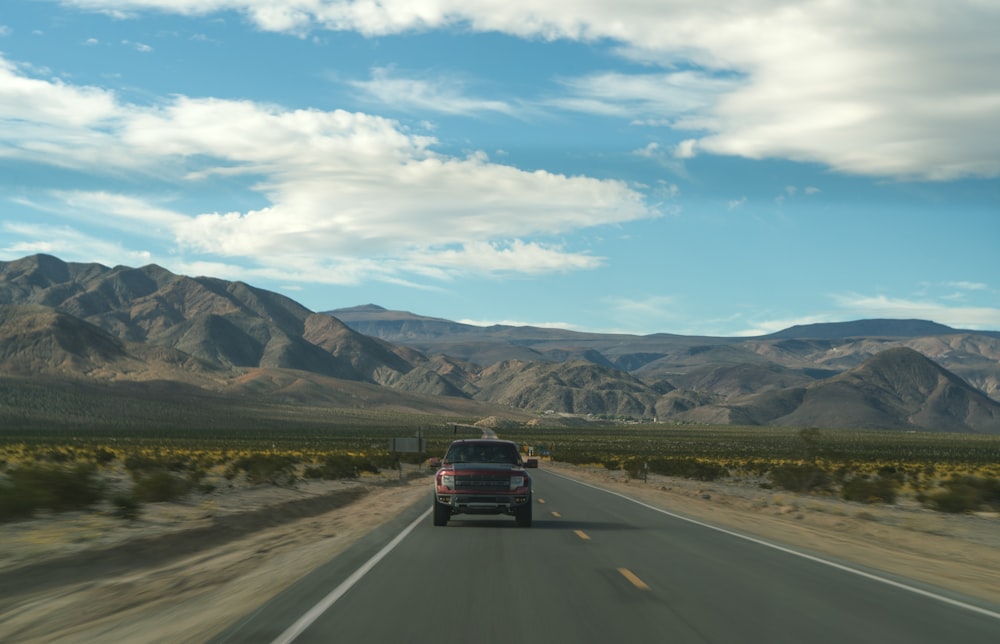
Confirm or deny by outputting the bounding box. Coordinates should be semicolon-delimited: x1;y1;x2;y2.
0;460;997;642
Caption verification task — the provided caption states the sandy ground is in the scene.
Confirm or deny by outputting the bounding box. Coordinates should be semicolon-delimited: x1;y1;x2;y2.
1;461;998;642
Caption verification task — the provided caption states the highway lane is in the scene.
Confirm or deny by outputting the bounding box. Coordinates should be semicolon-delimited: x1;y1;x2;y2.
213;467;1000;643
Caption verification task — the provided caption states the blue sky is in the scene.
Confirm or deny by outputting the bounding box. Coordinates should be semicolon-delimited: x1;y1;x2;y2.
1;1;998;336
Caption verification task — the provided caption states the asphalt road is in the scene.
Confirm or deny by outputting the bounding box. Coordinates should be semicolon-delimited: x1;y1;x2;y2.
213;468;1000;644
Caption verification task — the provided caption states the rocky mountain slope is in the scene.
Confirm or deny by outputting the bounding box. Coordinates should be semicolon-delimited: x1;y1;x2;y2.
663;348;1000;432
3;255;1000;432
0;255;459;391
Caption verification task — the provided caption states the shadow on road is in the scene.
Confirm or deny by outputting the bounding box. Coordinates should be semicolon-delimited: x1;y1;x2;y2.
442;518;637;531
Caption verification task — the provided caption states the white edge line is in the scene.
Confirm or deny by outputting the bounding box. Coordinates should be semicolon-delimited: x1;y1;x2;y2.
271;507;433;644
545;469;1000;622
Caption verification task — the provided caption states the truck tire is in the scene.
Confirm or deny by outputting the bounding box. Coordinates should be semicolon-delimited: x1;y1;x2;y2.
433;501;450;526
515;498;532;527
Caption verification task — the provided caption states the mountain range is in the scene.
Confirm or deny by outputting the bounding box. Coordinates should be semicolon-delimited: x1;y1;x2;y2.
2;254;999;433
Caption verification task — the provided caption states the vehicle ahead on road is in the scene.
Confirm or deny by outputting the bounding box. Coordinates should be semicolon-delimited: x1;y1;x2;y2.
433;439;537;527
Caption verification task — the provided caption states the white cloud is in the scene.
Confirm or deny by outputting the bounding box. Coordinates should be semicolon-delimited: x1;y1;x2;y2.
945;281;988;292
633;142;661;158
407;240;603;276
51;191;190;230
732;288;1000;336
59;0;1000;181
601;294;683;334
0;57;119;128
350;67;520;117
0;54;654;285
730;314;832;338
458;318;578;330
0;25;11;37
831;293;1000;330
674;139;698;159
551;70;737;120
632;142;690;179
1;221;153;266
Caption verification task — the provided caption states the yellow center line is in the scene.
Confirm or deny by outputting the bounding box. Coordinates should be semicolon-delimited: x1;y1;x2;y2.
618;568;650;590
551;511;561;518
574;529;590;540
537;498;546;504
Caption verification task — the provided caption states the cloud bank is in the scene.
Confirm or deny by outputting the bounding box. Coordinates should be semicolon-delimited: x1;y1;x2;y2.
59;0;1000;181
0;55;651;283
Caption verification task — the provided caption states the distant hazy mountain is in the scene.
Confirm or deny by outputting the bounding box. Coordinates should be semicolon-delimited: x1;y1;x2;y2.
328;304;1000;405
763;319;969;339
3;255;1000;433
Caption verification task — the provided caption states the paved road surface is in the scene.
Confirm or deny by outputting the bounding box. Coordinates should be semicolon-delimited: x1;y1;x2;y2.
213;468;1000;643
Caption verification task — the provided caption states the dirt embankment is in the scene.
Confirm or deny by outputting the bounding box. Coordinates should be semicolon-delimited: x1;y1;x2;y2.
1;461;998;642
0;473;432;643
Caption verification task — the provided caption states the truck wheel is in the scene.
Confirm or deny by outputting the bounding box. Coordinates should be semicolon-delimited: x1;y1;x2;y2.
433;501;450;526
515;498;532;527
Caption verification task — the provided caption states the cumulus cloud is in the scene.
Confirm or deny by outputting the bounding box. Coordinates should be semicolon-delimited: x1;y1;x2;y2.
0;54;653;284
59;0;1000;181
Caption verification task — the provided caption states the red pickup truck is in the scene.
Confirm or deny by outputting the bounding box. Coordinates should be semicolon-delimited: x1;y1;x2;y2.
433;439;537;527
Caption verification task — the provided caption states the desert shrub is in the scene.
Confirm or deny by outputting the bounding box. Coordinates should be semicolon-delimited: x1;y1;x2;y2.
922;476;1000;513
125;453;189;474
93;447;118;466
602;459;622;471
551;451;611;466
132;469;192;502
304;453;385;480
841;474;899;504
0;464;104;521
0;481;36;521
112;494;142;520
305;457;354;480
227;453;299;485
395;452;429;466
768;463;833;493
625;457;728;482
354;457;383;475
41;448;72;463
